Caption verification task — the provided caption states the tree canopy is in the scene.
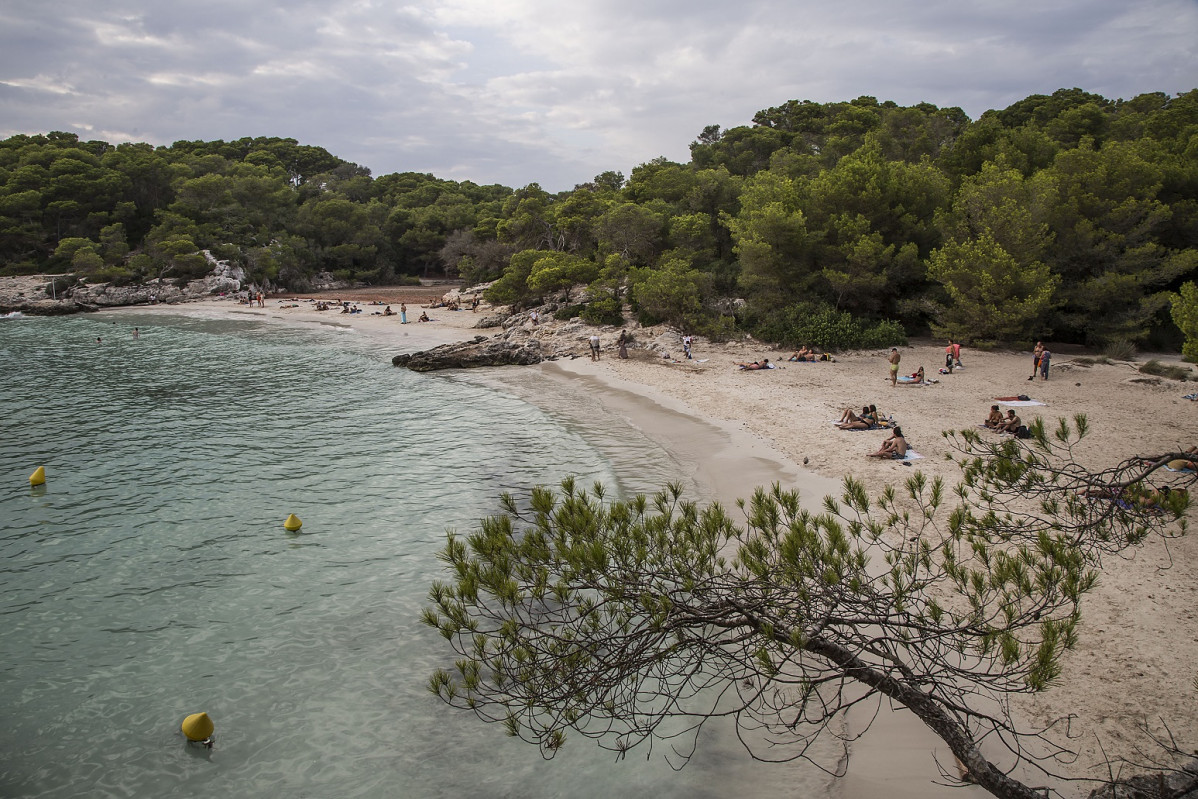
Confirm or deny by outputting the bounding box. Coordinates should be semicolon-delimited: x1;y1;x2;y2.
3;87;1197;350
424;418;1192;799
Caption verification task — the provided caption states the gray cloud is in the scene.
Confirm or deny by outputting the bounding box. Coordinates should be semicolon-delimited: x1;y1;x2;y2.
1;0;1195;191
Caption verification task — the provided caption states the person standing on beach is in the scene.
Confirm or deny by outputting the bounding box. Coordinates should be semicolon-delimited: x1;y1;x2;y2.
887;347;901;386
617;331;629;359
683;335;693;360
400;303;408;324
1030;342;1044;380
1039;347;1051;380
589;334;601;361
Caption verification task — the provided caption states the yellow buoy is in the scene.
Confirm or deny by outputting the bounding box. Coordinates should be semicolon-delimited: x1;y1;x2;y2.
29;466;46;486
284;514;302;532
181;712;214;741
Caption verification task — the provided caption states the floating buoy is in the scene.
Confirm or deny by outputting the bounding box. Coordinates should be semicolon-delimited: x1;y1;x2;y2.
283;514;302;532
181;712;214;742
29;466;45;486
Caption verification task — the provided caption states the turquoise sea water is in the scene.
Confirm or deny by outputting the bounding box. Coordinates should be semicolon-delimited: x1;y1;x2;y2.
0;310;820;798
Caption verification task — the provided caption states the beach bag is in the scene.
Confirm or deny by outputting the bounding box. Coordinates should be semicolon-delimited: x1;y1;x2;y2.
1014;425;1032;439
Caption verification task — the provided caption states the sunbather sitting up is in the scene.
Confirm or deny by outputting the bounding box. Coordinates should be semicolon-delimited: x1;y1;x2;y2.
868;427;908;459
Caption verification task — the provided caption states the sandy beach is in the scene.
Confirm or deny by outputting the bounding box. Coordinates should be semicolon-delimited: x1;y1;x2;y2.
122;295;1198;796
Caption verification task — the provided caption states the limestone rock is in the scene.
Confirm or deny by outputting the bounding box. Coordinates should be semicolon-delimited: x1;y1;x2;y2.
393;335;543;371
1087;759;1198;799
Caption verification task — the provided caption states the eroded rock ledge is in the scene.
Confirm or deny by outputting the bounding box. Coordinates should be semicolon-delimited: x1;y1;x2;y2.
392;335;543;371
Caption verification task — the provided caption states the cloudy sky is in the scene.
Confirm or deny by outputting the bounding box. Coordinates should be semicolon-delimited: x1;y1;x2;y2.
1;1;1195;191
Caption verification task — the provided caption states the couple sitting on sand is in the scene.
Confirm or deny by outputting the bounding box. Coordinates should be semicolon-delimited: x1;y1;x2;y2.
984;407;1026;435
837;404;888;430
867;427;908;459
737;358;774;370
788;346;835;362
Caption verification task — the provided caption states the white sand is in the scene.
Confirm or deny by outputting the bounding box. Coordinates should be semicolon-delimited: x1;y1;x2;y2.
124;297;1198;795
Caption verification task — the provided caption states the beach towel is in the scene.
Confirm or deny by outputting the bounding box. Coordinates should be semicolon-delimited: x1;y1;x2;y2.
902;451;924;460
996;400;1046;407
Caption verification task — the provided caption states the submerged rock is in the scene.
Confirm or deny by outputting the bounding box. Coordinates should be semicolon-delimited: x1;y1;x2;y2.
393;335;543;371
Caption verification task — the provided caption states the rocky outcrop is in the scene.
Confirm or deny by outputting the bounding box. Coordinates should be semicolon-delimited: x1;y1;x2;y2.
1087;759;1198;799
1;257;248;316
392;335;543;371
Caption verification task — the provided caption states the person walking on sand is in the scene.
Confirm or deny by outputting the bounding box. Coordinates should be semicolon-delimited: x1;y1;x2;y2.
589;334;601;361
400;303;408;324
683;334;693;360
887;347;901;387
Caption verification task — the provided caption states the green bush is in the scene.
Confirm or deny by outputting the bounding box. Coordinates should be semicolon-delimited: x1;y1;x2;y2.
1102;338;1137;361
555;303;586;321
745;302;907;351
0;261;43;276
90;267;137;286
1139;360;1192;381
580;296;624;326
694;313;738;343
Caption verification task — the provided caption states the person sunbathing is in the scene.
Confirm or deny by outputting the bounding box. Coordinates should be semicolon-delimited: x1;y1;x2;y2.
898;366;926;385
838;405;879;430
837;405;869;424
837;408;874;430
788;346;813;362
868;427;908;459
984;405;1004;429
737;359;772;370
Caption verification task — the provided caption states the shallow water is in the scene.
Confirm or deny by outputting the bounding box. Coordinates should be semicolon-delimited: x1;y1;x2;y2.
0;311;828;798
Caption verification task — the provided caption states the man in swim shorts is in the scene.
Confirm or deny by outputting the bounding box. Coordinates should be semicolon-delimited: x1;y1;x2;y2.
888;348;901;386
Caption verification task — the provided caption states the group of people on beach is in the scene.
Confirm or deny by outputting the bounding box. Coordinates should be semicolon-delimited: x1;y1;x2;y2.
835;403;906;457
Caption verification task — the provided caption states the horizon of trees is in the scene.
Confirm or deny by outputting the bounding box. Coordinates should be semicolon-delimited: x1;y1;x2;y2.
1;87;1196;350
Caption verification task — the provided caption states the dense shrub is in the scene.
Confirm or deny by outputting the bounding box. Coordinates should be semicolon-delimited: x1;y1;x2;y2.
1102;338;1137;361
89;267;137;286
745;302;907;351
580;296;624;326
1139;359;1192;381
